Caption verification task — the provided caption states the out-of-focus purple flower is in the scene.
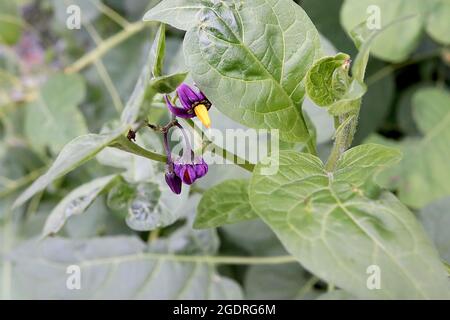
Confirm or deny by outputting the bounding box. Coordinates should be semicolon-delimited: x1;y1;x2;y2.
14;32;44;70
165;83;212;128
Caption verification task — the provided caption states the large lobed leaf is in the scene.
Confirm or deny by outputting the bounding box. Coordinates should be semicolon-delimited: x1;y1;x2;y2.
6;236;242;299
249;145;450;299
145;0;321;142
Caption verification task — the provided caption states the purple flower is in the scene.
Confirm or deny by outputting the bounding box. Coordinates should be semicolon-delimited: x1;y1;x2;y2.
165;83;212;128
165;166;182;194
174;157;208;185
162;123;208;194
163;131;182;194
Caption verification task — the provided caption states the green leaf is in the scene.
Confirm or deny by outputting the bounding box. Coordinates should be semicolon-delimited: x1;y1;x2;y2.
120;61;186;126
341;0;426;62
375;88;450;208
306;53;351;107
13;128;125;208
327;80;367;116
25;73;88;154
245;263;320;300
175;0;321;142
8;236;243;299
126;181;189;231
419;197;450;263
194;179;257;229
143;0;205;31
0;0;23;45
120;24;188;126
107;180;137;211
249;148;450;299
186;0;320;142
150;24;166;78
42;175;121;237
426;0;450;45
334;144;402;187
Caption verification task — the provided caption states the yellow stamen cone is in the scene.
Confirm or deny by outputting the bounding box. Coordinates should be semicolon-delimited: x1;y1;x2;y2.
194;104;211;128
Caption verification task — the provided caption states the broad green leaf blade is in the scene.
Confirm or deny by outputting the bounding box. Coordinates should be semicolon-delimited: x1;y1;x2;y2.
8;237;243;299
419;197;450;263
184;0;321;142
143;0;204;31
426;0;450;45
25;73;88;154
13;128;125;208
341;0;426;62
335;144;402;187
375;88;450;208
0;0;23;45
306;53;351;107
42;175;121;237
249;150;450;299
194;179;257;229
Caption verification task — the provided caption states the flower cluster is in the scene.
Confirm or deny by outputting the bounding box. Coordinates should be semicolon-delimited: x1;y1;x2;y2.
163;84;212;194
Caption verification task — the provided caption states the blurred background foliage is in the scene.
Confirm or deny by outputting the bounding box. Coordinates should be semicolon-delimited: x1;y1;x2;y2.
0;0;449;299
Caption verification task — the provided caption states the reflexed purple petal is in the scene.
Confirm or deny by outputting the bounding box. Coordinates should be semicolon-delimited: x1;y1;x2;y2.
177;83;201;109
164;95;193;118
165;171;182;194
194;159;208;178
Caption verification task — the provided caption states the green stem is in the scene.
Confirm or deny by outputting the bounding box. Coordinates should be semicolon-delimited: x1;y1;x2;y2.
112;135;167;163
305;136;318;156
325;109;359;172
79;253;298;267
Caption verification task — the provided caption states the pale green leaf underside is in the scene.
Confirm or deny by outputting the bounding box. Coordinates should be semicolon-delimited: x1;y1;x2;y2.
13;128;125;208
341;0;449;63
143;0;205;31
375;88;450;208
194;179;257;229
249;147;450;299
183;0;321;142
8;237;242;299
426;0;450;45
42;175;121;237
